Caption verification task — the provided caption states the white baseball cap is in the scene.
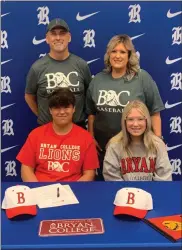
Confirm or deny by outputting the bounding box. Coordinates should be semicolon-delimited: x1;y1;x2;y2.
2;185;37;219
113;187;153;219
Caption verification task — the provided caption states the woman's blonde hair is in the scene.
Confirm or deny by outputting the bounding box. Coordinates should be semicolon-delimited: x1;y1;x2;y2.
104;34;140;74
110;100;159;157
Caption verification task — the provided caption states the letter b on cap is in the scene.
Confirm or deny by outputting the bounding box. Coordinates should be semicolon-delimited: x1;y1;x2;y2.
17;192;25;204
126;192;135;204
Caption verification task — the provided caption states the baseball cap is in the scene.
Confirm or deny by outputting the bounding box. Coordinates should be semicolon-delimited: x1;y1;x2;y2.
47;18;70;33
113;187;153;219
1;185;37;219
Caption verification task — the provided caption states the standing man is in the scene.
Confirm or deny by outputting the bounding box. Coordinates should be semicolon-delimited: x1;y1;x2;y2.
25;18;92;128
17;88;99;182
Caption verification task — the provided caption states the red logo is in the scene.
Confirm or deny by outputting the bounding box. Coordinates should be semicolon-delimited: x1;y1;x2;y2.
16;192;25;204
126;192;135;204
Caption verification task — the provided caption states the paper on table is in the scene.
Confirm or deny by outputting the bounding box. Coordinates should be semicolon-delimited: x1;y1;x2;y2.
62;185;79;204
31;184;79;208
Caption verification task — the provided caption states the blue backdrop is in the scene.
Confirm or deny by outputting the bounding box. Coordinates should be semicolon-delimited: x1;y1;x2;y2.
1;1;182;181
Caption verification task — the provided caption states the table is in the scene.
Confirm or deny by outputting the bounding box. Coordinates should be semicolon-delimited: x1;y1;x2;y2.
1;181;182;250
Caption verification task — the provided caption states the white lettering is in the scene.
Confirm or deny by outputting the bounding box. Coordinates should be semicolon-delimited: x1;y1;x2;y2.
37;6;49;25
2;119;14;136
1;76;11;93
1;30;8;49
170;117;182;134
5;161;17;176
128;4;141;23
172;27;182;45
83;29;95;48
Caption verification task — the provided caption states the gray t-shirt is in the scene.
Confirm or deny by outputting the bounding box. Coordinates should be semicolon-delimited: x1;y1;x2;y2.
103;138;172;181
86;70;164;149
26;54;92;125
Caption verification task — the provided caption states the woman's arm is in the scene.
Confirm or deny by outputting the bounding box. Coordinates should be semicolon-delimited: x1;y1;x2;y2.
153;139;172;181
103;143;124;181
151;112;162;137
88;114;102;152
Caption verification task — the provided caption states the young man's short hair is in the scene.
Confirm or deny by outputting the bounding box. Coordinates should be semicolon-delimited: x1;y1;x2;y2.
48;88;75;108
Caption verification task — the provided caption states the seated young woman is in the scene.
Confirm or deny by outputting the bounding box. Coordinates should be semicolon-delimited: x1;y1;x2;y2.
103;100;172;181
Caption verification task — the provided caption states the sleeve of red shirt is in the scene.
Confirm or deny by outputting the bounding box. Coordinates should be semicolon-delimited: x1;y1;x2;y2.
83;139;99;170
16;131;37;168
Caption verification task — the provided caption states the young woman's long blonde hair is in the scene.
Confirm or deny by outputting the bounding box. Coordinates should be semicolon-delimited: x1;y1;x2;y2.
109;100;159;157
104;34;140;75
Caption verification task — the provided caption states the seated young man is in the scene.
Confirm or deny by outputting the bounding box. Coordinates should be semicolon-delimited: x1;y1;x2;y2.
17;88;99;182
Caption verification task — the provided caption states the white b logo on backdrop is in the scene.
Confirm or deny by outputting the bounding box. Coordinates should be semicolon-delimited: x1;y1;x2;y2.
170;73;182;90
128;4;141;23
2;119;14;136
1;30;8;49
170;117;182;134
1;76;11;93
83;30;96;48
37;6;49;25
5;161;17;177
170;159;181;175
172;27;182;45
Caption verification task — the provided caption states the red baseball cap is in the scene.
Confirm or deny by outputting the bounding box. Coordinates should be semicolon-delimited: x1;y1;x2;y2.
113;187;153;219
2;185;37;219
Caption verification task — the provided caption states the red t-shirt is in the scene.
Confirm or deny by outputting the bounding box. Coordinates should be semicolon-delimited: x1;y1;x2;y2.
17;123;99;181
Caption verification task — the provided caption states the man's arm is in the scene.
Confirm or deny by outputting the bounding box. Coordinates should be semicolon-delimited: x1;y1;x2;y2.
88;114;95;136
88;114;102;151
21;164;38;182
25;93;38;116
77;169;95;181
151;112;162;137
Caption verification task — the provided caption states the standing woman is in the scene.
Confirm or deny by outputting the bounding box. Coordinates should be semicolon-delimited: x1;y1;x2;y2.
86;34;165;180
103;100;172;181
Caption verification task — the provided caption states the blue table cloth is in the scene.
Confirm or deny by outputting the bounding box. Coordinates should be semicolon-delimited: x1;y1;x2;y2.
1;181;182;250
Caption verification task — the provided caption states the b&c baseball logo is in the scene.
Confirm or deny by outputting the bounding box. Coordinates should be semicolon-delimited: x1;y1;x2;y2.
97;90;130;107
46;72;79;88
48;161;70;172
45;72;80;93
